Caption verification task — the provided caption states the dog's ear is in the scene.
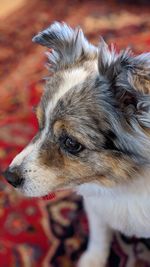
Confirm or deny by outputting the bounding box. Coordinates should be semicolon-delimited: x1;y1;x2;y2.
32;21;97;72
98;39;150;128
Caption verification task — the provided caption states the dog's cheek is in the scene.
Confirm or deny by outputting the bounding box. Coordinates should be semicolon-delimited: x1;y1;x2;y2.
38;142;65;169
60;152;138;187
56;156;97;186
37;143;94;186
97;152;140;184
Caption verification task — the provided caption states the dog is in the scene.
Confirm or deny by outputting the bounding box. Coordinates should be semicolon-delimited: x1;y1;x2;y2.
3;22;150;267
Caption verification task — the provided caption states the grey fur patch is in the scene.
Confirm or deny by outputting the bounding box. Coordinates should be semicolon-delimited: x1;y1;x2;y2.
98;38;132;78
32;21;97;71
38;73;63;120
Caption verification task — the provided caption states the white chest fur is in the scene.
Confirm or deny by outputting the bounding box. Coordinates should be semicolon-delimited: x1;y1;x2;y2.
77;169;150;238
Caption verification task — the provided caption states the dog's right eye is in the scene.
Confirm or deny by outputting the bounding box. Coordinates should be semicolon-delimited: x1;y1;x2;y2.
59;135;84;155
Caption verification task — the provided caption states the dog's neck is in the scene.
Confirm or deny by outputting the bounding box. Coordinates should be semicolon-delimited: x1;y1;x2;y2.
76;167;150;198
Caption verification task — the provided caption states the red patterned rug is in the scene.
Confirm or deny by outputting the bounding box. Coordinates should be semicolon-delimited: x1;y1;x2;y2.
0;0;150;266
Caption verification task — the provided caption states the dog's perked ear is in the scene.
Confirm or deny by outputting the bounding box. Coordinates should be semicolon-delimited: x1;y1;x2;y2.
98;39;150;129
32;21;97;72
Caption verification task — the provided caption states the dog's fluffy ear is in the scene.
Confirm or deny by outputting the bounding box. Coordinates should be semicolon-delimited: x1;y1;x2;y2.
32;21;97;72
98;39;150;129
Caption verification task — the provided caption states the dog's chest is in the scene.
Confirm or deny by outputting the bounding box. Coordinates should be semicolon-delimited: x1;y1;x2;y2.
98;193;150;237
78;177;150;238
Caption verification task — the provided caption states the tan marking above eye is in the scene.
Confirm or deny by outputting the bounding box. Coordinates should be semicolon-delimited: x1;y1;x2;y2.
53;120;77;139
53;120;66;136
53;119;95;149
35;105;45;128
53;120;82;143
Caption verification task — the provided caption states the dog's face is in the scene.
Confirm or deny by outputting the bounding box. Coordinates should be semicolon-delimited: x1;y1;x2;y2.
4;22;150;197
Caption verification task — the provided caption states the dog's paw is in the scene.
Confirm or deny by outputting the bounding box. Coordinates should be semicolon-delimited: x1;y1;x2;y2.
77;250;106;267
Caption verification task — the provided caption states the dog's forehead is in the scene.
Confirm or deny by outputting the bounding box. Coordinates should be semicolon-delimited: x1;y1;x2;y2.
41;61;98;119
36;67;108;150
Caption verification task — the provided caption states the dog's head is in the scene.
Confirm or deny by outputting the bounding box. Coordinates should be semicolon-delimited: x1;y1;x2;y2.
4;22;150;197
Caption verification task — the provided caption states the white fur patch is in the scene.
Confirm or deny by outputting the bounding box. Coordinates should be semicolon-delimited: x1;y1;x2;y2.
46;67;88;118
77;169;150;238
10;143;35;167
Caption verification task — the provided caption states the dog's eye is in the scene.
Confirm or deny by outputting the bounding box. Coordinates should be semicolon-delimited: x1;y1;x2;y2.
60;136;84;155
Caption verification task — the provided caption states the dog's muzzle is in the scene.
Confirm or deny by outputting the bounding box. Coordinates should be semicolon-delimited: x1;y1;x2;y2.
3;167;24;188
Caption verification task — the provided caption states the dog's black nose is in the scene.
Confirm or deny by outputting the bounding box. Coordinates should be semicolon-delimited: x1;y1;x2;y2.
3;167;24;188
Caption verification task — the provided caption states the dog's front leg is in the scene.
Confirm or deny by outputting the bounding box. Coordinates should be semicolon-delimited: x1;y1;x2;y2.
78;196;112;267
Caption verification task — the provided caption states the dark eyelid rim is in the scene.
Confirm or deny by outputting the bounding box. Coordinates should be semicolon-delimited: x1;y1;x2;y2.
58;131;85;154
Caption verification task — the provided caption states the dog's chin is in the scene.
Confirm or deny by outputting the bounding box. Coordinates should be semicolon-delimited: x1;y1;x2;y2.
17;182;73;199
16;185;54;198
17;187;57;200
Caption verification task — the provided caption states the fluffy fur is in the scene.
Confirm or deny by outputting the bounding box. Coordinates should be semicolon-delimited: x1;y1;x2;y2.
4;22;150;267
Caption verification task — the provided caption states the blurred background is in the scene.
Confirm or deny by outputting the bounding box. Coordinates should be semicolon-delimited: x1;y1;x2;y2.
0;0;150;266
